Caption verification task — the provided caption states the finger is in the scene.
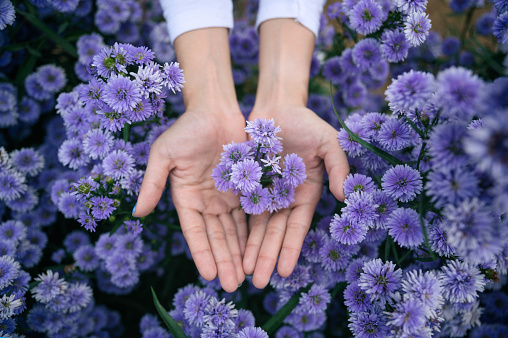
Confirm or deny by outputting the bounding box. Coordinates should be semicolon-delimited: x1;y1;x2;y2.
219;213;245;285
323;137;350;202
252;209;291;289
277;204;314;277
243;212;270;275
179;209;217;281
203;214;238;293
133;140;175;217
232;209;248;257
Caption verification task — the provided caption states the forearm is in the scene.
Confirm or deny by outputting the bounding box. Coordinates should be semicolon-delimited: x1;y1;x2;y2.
174;28;240;115
253;19;316;111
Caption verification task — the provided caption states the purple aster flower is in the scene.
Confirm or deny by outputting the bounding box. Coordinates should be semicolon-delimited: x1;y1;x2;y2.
25;73;52;101
57;192;82;219
231;159;262;192
318;238;352;271
377;118;413;151
402;270;443;318
66;282;92;313
5;186;38;213
90;196;116;220
381;29;410;63
212;163;234;192
348;308;389;338
234;309;255;333
337;121;369;157
268;178;295;212
184;290;209;327
395;0;427;14
0;0;15;30
381;164;422;202
385;70;435;114
124;219;143;236
240;185;270;215
426;167;479;208
464;110;508;179
0;170;27;201
82;128;114;160
342;191;379;227
275;326;302;338
173;284;201;308
130;62;164;99
73;245;100;272
203;297;238;329
386;208;424;248
0;255;20;290
352;38;382;70
161;62;185;93
77;33;106;65
441;36;461;56
339;48;360;75
358;258;402;305
327;2;347;20
387;298;427;334
435;66;484;121
345;257;369;283
285;311;326;332
132;141;150;165
0;220;26;244
116;233;143;258
71;176;99;200
323;56;347;84
95;9;121;35
301;229;328;263
330;213;368;245
349;0;385;35
78;78;105;108
78;211;98;232
343;81;367;108
18;97;41;123
493;12;508;45
282;153;306;188
371;190;397;229
103;75;142;113
298;284;331;314
344;282;373;313
428;121;469;170
35;64;67;93
49;0;79;12
120;169;143;195
130;46;155;65
58;138;90;169
404;12;431;46
238;327;268;338
95;233;117;259
64;231;90;253
102;150;135;180
32;270;67;303
428;223;456;257
439;260;485;303
105;253;136;278
245;118;282;149
220;141;253;166
343;173;376;197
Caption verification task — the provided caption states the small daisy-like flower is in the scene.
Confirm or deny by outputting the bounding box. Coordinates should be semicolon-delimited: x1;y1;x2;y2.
344;282;372;313
404;12;431;46
402;269;443;318
386;208;424;248
260;155;281;174
342;191;379;227
130;62;164;98
0;294;23;320
387;298;427;334
381;164;423;202
73;245;100;272
35;64;67;93
337;121;369;157
32;270;68;303
330;213;369;245
318;239;352;271
268;178;295;212
323;56;347;84
245;118;282;148
282;153;306;188
428;223;456;257
349;0;385;35
0;170;27;201
358;258;402;305
439;260;485;304
493;12;508;45
231;159;262;192
395;0;428;14
299;284;331;314
203;297;238;329
0;255;20;290
377;118;413;151
211;163;234;192
66;283;93;313
103;75;142;113
385;70;435;114
240;185;270;215
352;38;382;70
102;150;135;180
58;138;90;170
220;141;253;166
0;0;16;30
8;148;44;177
90;196;116;220
381;29;410;63
238;327;269;338
343;173;376;197
162;62;185;93
349;308;389;338
184;291;210;327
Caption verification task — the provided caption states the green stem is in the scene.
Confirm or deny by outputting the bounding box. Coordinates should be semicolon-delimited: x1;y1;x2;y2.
405;117;425;139
123;123;131;142
460;7;475;44
418;192;437;260
254;143;262;161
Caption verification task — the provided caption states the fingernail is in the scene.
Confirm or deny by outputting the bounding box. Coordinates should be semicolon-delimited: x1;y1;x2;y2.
132;203;137;215
245;274;253;279
238;283;243;288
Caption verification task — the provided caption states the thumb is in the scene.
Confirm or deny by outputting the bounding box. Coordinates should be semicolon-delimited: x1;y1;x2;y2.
323;134;350;202
132;140;175;217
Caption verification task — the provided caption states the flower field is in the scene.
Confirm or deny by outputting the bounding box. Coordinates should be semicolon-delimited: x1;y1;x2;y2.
0;0;507;337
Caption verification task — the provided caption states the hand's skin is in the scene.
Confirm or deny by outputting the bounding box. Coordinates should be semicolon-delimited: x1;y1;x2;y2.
133;28;247;293
243;19;350;289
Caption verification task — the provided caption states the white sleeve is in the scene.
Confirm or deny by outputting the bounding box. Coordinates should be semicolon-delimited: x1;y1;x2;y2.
159;0;234;44
255;0;326;37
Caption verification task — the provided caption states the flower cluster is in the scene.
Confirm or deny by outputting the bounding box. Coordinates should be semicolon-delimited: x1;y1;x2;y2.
212;118;306;214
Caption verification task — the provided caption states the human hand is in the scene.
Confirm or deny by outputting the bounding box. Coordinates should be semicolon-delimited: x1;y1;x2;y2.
243;106;349;288
133;110;248;292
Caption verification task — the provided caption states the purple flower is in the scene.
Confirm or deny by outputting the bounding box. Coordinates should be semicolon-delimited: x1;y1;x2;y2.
268;178;295;212
83;128;114;160
318;238;352;271
323;56;347;84
439;260;485;303
78;211;98;232
240;185;270;215
385;70;435;114
343;173;376;197
0;0;15;30
348;308;389;338
58;138;90;169
402;270;443;318
103;75;142;113
381;164;422;202
95;233;117;259
32;270;68;303
66;282;92;313
349;0;385;35
371;190;397;229
0;255;20;290
0;170;27;201
231;159;262;192
238;327;268;338
377;118;413;151
212;163;234;192
381;29;410;63
404;12;431;46
25;73;52;101
299;284;331;314
73;245;100;272
220;141;253;166
57;192;82;219
102;150;135;180
161;62;185;93
493;12;508;45
337;121;369;157
301;229;328;263
234;309;255;333
396;0;427;14
386;208;424;248
428;121;469;170
344;282;372;313
90;196;116;220
426;167;479;208
352;38;382;70
342;191;379;227
282;154;306;188
245;118;282;149
387;298;426;334
203;297;238;329
125;219;143;235
77;33;106;65
435;67;484;121
130;63;164;99
50;0;79;12
358;258;402;305
428;223;455;257
131;46;156;65
35;64;67;93
184;290;209;327
330;213;368;245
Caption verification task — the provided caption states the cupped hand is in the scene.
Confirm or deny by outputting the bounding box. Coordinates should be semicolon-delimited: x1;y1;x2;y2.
133;110;248;292
243;105;350;288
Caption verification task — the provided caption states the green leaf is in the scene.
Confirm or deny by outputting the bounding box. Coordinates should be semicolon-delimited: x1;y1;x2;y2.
262;283;312;335
151;287;188;338
329;82;403;166
109;222;123;237
16;52;38;86
16;9;77;58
